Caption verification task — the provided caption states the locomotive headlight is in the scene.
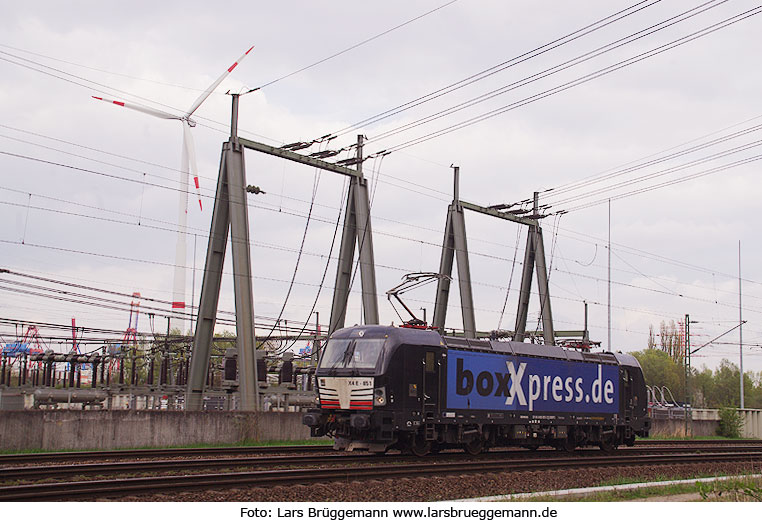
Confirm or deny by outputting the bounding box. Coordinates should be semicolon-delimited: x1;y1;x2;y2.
374;387;387;406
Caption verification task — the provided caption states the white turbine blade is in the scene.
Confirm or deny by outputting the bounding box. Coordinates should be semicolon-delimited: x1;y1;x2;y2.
182;121;203;211
92;96;182;120
172;130;191;333
185;46;254;118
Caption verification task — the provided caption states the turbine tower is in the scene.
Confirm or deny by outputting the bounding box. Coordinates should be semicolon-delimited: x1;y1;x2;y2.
93;46;254;332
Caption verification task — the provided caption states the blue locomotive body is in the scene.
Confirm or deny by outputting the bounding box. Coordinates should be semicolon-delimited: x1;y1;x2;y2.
303;325;650;455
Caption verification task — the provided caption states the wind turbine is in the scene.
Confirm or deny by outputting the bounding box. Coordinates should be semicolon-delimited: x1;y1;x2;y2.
93;46;254;332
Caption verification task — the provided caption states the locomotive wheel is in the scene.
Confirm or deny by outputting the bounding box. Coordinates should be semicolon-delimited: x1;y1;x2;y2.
463;436;484;455
408;436;432;457
598;436;618;453
555;437;575;452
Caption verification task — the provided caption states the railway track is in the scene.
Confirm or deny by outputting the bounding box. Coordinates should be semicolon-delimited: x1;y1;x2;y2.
2;444;761;482
1;438;757;465
1;443;761;501
0;444;334;465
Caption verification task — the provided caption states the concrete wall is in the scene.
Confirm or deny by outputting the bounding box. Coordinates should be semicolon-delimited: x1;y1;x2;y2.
740;409;762;439
0;410;313;451
650;417;719;438
648;408;762;439
2;408;759;452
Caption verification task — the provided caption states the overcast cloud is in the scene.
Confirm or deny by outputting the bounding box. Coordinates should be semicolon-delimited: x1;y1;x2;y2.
1;0;760;374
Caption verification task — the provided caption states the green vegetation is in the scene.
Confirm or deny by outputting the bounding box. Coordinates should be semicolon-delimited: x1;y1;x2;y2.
639;434;737;441
516;475;762;502
632;320;762;409
716;407;744;438
698;477;762;501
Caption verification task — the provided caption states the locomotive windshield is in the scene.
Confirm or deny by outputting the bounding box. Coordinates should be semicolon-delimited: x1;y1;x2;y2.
319;338;385;370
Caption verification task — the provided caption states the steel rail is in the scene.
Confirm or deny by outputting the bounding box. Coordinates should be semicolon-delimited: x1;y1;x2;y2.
2;445;761;481
1;438;759;466
1;450;760;501
0;444;334;465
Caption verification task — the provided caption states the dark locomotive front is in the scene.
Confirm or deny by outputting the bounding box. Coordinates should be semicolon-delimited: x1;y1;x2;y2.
303;325;650;455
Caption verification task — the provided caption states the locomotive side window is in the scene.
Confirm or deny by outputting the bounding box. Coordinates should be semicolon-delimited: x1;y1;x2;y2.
425;351;435;373
318;338;385;369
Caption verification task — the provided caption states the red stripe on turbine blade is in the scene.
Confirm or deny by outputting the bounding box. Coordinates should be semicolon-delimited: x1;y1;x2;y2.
193;177;200;188
245;46;254;55
227;61;238;73
112;100;125;106
198;199;203;211
92;96;103;100
172;302;186;309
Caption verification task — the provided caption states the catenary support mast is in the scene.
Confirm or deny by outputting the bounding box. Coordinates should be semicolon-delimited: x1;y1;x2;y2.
187;94;259;411
188;102;378;410
329;135;379;335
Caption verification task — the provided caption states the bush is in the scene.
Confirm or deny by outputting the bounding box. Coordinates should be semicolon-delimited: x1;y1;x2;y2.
716;408;744;438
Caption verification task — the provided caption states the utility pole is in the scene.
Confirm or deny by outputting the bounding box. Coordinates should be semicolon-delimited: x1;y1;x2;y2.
739;240;744;409
685;314;691;437
313;311;320;366
608;199;611;352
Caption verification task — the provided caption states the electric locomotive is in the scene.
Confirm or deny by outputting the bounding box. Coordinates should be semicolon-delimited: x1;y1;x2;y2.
303;325;650;455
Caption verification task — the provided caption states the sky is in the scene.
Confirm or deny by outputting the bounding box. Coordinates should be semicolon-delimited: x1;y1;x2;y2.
0;0;761;375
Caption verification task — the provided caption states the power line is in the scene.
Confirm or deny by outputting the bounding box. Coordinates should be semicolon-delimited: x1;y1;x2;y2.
365;0;713;146
553;138;762;207
5;171;762;313
379;5;762;153
329;0;661;138
563;151;762;212
252;0;459;91
5;156;762;317
544;116;762;199
3;118;759;292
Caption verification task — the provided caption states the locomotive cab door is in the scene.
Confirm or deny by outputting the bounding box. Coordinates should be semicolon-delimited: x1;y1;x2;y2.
622;367;634;421
422;350;440;441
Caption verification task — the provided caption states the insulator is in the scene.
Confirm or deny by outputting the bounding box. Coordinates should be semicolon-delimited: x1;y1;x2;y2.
309;150;340;159
336;157;362;166
281;141;312;151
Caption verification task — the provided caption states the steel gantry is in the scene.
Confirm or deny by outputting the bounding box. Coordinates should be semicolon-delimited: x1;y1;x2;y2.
432;167;554;344
186;96;378;411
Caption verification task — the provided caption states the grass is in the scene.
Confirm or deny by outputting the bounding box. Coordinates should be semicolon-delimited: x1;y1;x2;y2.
639;435;745;441
513;473;762;502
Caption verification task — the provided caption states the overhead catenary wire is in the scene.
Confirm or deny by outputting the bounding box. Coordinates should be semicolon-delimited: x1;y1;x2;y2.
5;151;760;316
376;5;762;153
563;151;762;212
364;0;720;147
5;213;762;322
542;116;762;199
552;137;762;208
257;139;331;349
250;0;459;92
4;113;761;292
328;0;662;139
4;4;760;356
5;165;762;312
